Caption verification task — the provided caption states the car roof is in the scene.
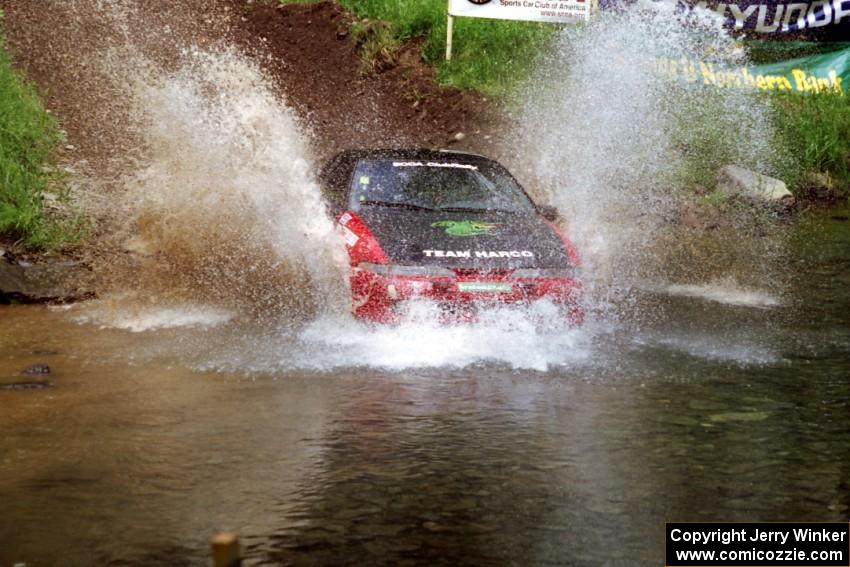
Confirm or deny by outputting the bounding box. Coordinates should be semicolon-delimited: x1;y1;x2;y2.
325;147;489;164
318;148;499;199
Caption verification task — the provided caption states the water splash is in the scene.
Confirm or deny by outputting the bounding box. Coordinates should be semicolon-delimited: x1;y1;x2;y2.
189;301;596;373
72;300;234;333
664;278;781;308
297;300;592;372
515;1;780;300
62;0;785;373
69;26;602;370
94;46;348;319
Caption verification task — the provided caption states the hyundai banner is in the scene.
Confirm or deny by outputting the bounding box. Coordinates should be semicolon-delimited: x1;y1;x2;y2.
599;0;850;40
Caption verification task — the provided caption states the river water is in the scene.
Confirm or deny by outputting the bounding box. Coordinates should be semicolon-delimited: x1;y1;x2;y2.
1;209;848;566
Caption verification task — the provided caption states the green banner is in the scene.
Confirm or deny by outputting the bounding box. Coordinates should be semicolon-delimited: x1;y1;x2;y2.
651;42;850;95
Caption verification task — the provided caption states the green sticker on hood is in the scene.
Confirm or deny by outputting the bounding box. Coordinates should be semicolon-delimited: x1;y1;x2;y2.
431;220;498;237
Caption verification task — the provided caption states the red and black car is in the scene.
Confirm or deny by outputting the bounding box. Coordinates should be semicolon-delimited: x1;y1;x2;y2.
319;149;583;324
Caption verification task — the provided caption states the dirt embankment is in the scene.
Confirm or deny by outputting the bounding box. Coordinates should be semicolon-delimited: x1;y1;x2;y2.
1;0;497;170
0;0;232;301
0;0;231;175
0;0;499;301
226;0;498;159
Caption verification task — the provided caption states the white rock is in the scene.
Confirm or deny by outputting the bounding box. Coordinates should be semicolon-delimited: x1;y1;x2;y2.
717;165;792;202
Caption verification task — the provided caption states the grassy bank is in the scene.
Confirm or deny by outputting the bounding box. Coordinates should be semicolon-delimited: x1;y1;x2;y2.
0;21;79;250
283;0;556;95
771;92;850;199
749;42;850;199
286;1;849;199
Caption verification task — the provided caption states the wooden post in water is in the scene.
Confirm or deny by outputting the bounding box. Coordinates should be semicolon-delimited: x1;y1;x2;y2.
210;532;241;567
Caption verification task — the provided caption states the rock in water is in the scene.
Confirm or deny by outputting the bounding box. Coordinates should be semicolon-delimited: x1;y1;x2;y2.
717;165;793;202
21;364;50;376
0;255;94;303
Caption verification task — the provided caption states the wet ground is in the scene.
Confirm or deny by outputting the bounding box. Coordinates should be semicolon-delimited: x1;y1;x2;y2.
1;210;849;566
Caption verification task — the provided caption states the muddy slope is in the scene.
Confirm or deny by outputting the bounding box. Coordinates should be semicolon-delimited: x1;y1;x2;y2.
1;0;495;167
226;0;496;159
0;0;231;175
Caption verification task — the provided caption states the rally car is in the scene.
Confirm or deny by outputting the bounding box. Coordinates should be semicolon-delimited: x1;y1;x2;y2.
319;149;583;324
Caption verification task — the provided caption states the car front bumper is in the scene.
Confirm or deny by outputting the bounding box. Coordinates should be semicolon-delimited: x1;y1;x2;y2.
349;269;584;325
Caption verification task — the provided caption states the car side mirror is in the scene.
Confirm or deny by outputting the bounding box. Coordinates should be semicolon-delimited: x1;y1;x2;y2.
539;205;560;222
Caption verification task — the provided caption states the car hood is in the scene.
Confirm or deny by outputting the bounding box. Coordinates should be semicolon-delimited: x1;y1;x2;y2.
356;207;573;269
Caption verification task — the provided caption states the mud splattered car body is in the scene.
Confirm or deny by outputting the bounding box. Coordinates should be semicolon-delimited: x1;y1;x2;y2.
319;149;583;324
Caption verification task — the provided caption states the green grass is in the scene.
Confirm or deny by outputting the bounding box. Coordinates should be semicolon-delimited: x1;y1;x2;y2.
0;21;82;249
349;19;401;73
428;16;556;94
745;40;850;198
770;91;850;198
672;89;850;199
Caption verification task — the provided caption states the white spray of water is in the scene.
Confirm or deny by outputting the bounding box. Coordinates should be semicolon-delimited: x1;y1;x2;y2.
516;1;778;299
73;301;234;333
664;278;781;308
189;301;596;373
299;300;592;371
90;46;348;318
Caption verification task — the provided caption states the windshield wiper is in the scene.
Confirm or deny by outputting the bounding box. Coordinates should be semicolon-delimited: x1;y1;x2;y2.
360;201;437;212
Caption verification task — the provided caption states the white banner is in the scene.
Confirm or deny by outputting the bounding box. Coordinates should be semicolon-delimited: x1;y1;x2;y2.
448;0;589;23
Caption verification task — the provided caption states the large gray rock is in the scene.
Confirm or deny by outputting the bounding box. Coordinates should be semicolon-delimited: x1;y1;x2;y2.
0;256;93;303
717;165;793;202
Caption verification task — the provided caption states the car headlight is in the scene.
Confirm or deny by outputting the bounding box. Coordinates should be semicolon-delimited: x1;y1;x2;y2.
357;263;455;277
512;267;576;278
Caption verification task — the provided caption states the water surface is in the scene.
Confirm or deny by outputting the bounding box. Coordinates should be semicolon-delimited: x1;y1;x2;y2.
1;211;848;566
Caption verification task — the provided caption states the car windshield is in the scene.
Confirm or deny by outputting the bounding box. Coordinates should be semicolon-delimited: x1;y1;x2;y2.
349;159;536;213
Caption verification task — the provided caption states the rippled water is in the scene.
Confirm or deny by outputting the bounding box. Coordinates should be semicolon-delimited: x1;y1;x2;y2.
1;211;848;566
